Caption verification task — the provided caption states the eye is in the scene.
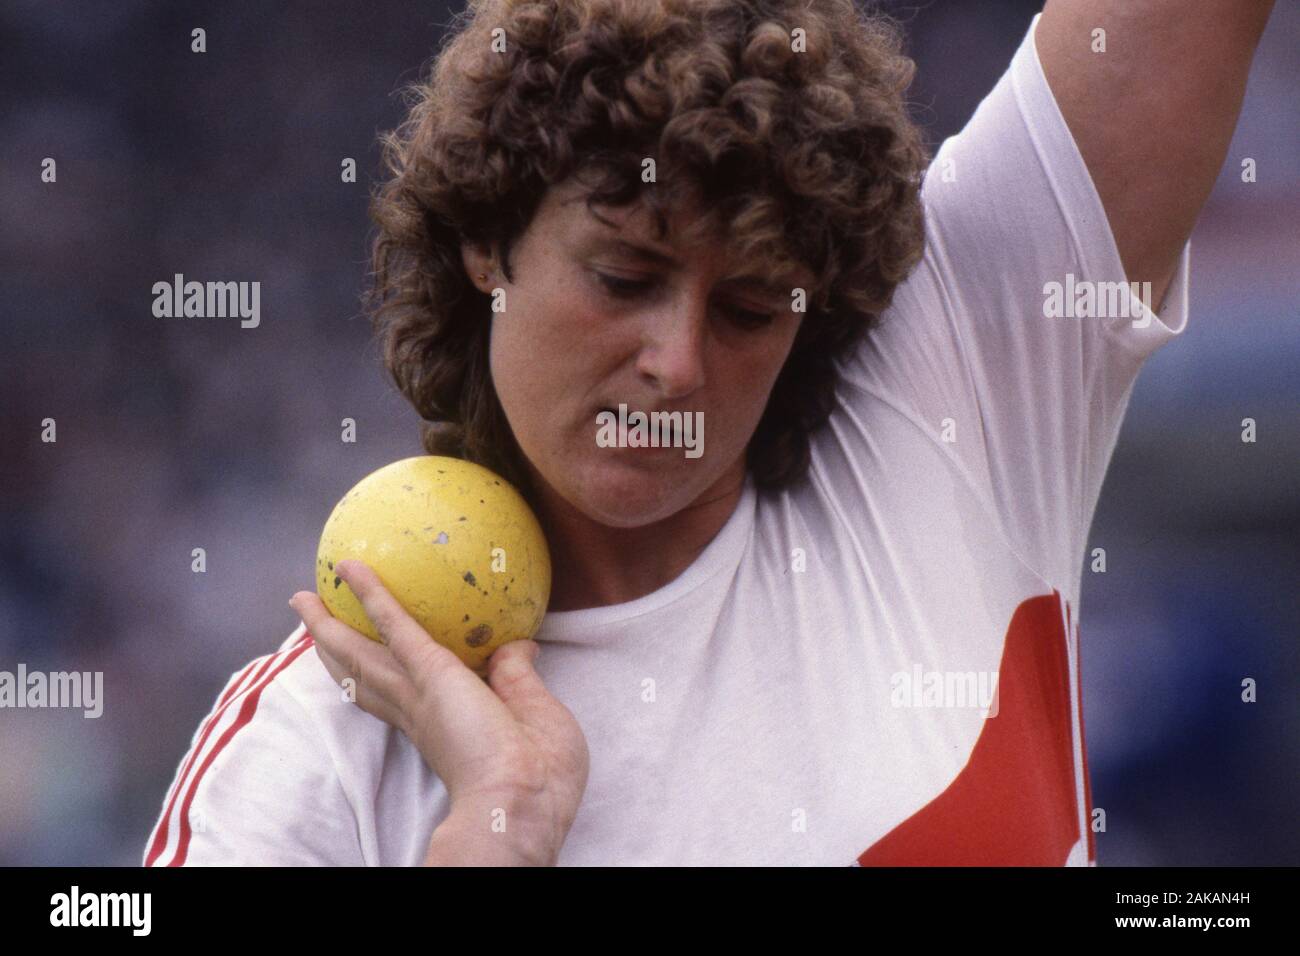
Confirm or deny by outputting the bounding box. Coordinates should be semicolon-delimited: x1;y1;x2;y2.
595;272;652;298
722;304;775;329
594;271;775;330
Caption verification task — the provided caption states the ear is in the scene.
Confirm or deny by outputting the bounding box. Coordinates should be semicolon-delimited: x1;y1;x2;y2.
460;240;496;293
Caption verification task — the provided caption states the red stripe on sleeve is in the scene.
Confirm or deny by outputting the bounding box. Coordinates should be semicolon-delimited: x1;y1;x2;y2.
164;639;315;866
215;659;262;712
144;632;313;866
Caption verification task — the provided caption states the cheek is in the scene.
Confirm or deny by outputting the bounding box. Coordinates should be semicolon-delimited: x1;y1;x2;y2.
487;321;522;408
725;337;795;419
490;282;601;384
489;289;566;400
487;318;548;453
487;308;595;454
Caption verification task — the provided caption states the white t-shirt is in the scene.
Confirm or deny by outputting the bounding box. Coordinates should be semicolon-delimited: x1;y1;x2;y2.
144;14;1189;867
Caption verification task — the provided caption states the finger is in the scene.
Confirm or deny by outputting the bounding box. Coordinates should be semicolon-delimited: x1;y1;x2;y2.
314;642;408;731
291;590;406;698
329;562;520;791
333;560;464;678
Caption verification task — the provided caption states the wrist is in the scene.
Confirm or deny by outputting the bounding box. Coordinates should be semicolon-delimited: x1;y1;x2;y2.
425;792;561;867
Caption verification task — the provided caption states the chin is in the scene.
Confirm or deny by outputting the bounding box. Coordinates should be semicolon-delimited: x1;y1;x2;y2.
567;456;703;529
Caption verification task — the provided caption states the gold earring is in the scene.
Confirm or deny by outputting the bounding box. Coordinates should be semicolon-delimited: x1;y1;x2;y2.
478;273;487;281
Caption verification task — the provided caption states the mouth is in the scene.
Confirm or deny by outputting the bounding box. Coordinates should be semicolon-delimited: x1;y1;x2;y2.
594;404;687;450
598;403;672;419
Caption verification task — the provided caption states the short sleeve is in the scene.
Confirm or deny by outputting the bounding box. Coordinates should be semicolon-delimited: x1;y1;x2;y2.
142;631;366;866
834;13;1190;602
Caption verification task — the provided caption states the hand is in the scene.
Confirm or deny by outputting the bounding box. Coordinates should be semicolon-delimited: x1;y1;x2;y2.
289;559;589;866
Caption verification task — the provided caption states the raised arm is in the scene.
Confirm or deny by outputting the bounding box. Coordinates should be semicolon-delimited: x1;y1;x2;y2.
1035;0;1276;311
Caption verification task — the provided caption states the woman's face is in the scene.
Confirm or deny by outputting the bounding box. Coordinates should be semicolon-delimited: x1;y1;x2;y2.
464;178;809;529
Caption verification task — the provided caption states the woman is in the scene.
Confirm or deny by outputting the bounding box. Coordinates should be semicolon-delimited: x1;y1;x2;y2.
144;0;1270;866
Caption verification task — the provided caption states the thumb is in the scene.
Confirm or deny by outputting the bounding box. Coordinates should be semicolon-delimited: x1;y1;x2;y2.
485;639;551;717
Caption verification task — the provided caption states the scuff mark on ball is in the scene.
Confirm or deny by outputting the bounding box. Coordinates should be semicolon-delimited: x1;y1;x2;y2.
465;624;493;647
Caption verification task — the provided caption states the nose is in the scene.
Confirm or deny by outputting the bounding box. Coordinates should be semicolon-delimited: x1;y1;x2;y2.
635;296;708;399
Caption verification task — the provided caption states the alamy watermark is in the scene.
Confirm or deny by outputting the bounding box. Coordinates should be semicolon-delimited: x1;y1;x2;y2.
0;665;103;718
1042;273;1154;327
50;886;150;936
890;665;1000;718
152;273;260;328
596;403;703;458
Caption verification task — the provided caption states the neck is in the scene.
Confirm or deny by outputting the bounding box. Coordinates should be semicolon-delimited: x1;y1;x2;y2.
530;464;746;612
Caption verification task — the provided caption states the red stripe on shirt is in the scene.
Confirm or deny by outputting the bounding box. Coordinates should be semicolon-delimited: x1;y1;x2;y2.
216;658;262;711
145;655;277;867
144;632;313;866
216;629;310;708
161;637;315;867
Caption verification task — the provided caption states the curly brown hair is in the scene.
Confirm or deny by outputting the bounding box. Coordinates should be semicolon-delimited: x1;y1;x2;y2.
366;0;928;502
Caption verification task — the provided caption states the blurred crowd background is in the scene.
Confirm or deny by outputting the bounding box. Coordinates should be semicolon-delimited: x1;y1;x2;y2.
2;0;1296;866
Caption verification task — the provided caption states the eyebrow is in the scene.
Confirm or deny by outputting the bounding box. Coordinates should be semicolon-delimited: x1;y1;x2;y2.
603;239;805;299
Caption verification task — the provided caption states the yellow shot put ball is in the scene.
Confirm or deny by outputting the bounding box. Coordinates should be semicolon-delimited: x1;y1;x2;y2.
315;456;551;673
